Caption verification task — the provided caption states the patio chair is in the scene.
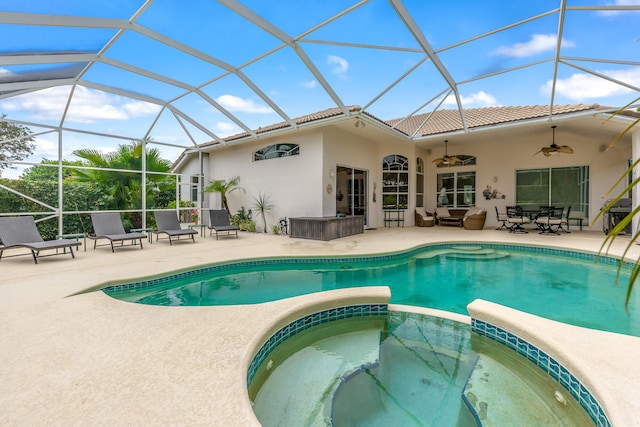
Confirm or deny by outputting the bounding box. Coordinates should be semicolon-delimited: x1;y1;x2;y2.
559;206;572;233
462;207;486;230
153;211;197;245
534;207;564;235
208;209;240;239
0;216;79;264
89;212;146;252
495;207;508;230
415;207;435;227
506;206;531;233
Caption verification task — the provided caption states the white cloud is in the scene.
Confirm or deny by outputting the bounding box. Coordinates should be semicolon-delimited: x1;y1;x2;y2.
215;94;272;114
215;121;242;137
491;34;575;58
300;80;317;89
327;55;349;75
542;67;640;101
443;91;501;107
0;86;161;123
597;0;640;16
0;67;14;78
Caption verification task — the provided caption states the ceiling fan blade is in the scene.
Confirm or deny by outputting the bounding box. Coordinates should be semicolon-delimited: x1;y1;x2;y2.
558;145;574;154
542;147;553;157
449;156;461;164
432;158;444;165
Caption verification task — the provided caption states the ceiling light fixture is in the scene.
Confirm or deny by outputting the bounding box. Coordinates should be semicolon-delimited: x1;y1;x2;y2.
432;140;460;166
354;118;366;128
534;125;573;157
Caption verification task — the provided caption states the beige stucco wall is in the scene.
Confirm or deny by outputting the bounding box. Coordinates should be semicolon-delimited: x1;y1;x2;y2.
206;131;323;232
322;126;416;227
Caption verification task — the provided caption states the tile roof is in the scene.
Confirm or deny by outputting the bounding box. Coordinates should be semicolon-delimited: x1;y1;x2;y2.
386;104;607;137
199;103;613;151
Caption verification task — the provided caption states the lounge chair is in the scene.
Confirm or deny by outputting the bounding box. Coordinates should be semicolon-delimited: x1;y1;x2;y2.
89;212;146;252
153;211;197;245
208;209;240;239
414;207;435;227
462;207;487;230
0;216;79;264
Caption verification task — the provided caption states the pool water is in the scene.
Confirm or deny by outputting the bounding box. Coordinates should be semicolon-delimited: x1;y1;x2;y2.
104;244;638;336
248;312;593;426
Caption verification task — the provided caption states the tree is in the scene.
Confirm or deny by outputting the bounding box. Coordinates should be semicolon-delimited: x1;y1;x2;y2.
72;139;173;209
203;176;243;214
0;115;36;177
20;159;84;181
71;139;174;227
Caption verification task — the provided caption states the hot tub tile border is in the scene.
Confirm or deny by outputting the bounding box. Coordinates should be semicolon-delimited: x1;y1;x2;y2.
471;318;611;427
246;303;388;386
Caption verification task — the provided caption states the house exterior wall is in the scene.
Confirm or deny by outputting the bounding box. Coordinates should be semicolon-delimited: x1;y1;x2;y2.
175;116;633;233
322;126;416;228
206;131;323;232
424;122;631;230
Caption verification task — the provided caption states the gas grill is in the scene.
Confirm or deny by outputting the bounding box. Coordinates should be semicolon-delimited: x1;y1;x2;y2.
602;198;632;235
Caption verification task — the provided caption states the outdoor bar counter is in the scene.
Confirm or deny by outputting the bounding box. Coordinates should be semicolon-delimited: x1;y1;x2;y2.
289;216;364;241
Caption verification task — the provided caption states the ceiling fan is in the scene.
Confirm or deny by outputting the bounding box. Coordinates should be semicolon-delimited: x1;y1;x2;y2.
432;140;461;166
534;125;574;157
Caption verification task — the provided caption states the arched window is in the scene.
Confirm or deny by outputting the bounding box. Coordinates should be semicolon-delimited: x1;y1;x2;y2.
416;157;424;207
382;154;409;209
254;143;299;161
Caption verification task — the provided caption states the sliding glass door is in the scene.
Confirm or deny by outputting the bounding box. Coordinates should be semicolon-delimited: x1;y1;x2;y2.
516;166;589;218
336;166;367;223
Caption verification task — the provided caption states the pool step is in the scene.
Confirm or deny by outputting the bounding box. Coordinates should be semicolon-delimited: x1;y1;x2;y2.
413;247;509;261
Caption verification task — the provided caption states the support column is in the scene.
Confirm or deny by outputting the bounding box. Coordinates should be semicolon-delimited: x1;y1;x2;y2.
632;128;640;235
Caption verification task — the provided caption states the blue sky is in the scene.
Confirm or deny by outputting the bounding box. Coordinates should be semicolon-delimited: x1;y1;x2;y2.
0;0;639;178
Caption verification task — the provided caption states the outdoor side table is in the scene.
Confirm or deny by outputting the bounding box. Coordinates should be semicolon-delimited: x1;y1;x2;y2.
188;223;207;237
56;232;86;252
131;227;153;244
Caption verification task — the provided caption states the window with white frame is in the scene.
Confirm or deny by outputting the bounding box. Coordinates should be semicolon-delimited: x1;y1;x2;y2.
191;175;199;202
382;154;409;209
437;171;476;207
416;157;424;207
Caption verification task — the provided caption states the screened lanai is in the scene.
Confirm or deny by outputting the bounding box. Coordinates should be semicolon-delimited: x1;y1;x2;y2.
0;0;639;235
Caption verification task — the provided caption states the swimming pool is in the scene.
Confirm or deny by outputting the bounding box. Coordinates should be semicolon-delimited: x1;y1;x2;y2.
103;243;638;337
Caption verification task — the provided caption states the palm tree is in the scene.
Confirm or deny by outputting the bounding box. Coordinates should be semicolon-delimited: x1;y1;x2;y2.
203;176;243;214
596;97;640;308
72;139;173;227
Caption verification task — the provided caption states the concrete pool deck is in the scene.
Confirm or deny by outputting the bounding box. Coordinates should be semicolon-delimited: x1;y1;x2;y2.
1;226;639;426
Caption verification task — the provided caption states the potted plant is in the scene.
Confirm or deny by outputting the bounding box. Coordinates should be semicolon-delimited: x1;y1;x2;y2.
192;209;199;225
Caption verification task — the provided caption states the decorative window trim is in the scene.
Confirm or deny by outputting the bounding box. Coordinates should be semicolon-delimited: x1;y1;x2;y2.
254;143;299;161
